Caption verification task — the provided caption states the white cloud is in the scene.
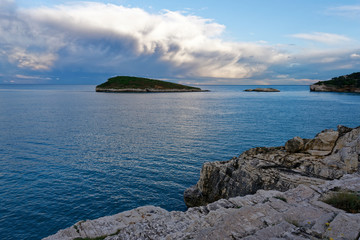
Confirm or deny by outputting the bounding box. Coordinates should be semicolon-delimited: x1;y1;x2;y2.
8;48;57;70
0;2;359;84
291;32;351;45
327;5;360;19
0;2;289;80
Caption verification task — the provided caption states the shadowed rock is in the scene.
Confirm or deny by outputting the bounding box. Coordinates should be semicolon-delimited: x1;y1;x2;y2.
184;125;359;208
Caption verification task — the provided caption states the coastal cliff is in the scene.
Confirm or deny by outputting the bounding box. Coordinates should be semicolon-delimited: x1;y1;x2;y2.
44;126;360;240
310;72;360;93
184;125;359;207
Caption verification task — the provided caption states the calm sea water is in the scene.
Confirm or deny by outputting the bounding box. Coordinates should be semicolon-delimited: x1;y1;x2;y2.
1;85;360;240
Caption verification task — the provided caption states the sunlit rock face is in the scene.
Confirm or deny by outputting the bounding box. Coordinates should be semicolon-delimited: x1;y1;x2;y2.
184;125;359;207
310;84;360;93
45;174;360;240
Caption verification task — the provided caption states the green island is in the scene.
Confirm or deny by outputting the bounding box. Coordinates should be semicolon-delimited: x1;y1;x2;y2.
95;76;208;92
310;72;360;93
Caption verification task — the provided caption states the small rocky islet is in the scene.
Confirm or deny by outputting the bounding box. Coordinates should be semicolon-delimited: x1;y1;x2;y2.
95;76;208;92
45;125;360;240
310;72;360;93
244;88;280;92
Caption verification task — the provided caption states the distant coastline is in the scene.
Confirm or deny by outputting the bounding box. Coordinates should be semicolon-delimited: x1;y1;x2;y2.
310;72;360;93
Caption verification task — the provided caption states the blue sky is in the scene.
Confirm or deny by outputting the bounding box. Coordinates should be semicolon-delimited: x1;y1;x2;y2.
1;0;360;84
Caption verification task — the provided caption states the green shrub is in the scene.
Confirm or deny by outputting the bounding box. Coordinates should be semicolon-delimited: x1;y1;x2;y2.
323;191;360;213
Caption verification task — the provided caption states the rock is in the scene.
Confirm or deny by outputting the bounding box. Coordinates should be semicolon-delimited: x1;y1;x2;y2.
324;127;360;173
304;129;339;155
244;88;280;92
337;125;353;136
285;136;304;153
44;174;360;240
310;83;360;93
184;126;359;207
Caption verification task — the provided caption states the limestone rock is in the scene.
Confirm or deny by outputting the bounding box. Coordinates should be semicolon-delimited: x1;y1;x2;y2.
310;83;360;93
44;174;360;240
184;126;359;208
304;129;339;155
285;136;304;153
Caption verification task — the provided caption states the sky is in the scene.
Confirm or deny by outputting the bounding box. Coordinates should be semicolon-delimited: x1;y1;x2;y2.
1;0;360;85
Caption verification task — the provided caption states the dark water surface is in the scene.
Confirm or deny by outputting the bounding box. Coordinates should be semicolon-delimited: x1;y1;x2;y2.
1;85;359;240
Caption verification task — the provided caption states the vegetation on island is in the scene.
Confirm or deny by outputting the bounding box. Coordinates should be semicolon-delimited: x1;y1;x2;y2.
314;72;360;88
96;76;202;91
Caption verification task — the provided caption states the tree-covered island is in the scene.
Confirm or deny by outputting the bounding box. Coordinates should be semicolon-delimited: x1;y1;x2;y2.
310;72;360;93
96;76;208;92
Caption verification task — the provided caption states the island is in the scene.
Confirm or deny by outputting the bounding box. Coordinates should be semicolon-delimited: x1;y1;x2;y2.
244;88;280;92
95;76;208;92
310;72;360;93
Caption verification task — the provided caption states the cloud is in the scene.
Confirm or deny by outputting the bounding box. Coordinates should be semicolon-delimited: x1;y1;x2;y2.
351;53;360;58
0;2;359;85
0;2;289;82
7;48;57;70
327;5;360;19
291;32;351;45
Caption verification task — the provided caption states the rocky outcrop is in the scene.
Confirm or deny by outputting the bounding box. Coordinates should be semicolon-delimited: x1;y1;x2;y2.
244;88;280;92
44;174;360;240
310;72;360;93
310;84;360;93
184;125;360;207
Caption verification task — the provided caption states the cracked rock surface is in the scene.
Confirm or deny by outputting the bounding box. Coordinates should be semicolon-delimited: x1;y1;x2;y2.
184;125;360;207
44;174;360;240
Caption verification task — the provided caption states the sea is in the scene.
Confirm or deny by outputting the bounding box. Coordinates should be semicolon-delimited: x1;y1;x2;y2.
0;84;359;240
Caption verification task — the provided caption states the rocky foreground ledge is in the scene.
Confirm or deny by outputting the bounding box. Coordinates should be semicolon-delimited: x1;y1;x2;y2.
184;125;359;207
45;126;360;240
45;174;360;240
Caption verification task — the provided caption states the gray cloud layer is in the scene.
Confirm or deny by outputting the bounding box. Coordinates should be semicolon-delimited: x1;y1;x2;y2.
1;1;359;84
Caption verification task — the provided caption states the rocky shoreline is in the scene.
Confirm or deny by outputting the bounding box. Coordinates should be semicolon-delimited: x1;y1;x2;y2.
310;72;360;93
184;125;359;207
44;125;360;240
310;84;360;93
